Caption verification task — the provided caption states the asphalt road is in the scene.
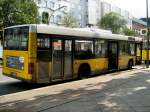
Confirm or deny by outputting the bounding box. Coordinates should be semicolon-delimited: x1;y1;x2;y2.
0;66;144;96
0;67;45;96
0;66;149;112
0;69;30;95
0;67;75;96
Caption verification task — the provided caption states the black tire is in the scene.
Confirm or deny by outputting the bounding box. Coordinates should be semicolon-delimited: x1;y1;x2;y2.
128;60;133;69
78;64;91;79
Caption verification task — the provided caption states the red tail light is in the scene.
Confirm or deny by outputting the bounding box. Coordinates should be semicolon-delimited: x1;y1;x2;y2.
28;63;34;74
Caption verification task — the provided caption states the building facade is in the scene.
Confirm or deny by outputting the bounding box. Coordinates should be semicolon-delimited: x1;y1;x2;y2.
79;0;132;28
35;0;133;28
132;17;147;36
35;0;71;25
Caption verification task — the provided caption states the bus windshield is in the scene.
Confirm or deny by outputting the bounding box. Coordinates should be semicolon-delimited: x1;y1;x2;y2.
4;26;29;50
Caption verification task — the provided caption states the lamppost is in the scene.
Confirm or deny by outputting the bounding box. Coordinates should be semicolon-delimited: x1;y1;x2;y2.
146;0;149;68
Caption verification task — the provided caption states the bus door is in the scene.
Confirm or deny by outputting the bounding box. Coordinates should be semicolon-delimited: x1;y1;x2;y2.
136;42;142;64
52;39;73;80
64;40;73;79
108;41;118;70
36;36;51;83
52;39;63;80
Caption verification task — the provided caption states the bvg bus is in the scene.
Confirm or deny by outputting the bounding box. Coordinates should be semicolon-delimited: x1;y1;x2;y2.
3;24;142;83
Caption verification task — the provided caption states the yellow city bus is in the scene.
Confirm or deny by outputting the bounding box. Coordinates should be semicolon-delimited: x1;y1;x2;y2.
141;40;150;63
3;24;142;83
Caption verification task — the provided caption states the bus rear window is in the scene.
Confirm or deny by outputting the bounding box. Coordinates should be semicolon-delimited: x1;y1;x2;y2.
4;26;29;51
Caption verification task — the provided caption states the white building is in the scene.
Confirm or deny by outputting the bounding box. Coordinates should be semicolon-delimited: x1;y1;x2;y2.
34;0;133;28
35;0;70;25
79;0;132;28
101;1;111;17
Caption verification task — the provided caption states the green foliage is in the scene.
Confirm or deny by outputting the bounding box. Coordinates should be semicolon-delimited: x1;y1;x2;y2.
62;14;79;28
0;0;39;29
97;12;127;33
122;27;136;36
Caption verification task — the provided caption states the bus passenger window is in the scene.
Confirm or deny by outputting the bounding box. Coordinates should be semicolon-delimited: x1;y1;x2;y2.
75;40;94;59
129;43;135;55
95;40;107;57
119;42;128;56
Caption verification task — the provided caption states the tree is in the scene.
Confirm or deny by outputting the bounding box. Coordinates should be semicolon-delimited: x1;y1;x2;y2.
97;12;127;33
0;0;39;29
122;27;137;36
62;14;79;28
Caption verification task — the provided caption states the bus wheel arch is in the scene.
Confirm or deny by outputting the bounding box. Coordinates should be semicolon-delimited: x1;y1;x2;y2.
78;63;91;79
128;59;133;69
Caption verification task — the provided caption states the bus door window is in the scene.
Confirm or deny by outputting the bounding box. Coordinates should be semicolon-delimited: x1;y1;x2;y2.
108;42;118;69
37;34;51;62
64;40;72;78
52;39;63;79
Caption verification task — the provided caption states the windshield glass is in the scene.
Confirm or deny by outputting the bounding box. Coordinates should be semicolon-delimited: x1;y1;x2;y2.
4;26;29;50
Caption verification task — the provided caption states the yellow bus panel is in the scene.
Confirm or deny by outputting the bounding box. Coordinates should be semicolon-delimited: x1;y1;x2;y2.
142;50;150;61
119;56;135;69
3;50;32;80
74;58;108;74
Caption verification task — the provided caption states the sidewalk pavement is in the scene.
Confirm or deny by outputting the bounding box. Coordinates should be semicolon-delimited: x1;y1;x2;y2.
0;67;150;112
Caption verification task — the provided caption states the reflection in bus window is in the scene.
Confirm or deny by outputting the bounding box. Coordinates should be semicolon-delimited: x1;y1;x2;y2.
75;40;94;59
119;42;128;55
53;40;62;50
4;26;29;50
65;40;72;51
37;34;51;61
37;35;50;49
129;43;135;55
95;40;107;57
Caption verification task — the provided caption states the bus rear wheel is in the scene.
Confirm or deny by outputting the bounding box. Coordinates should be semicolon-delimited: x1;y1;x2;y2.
78;64;91;79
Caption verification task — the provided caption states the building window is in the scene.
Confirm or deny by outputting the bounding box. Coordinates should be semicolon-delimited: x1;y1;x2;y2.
50;1;55;9
38;0;41;4
45;0;48;7
57;15;62;23
50;15;54;23
42;12;49;24
63;6;67;12
58;4;61;8
79;14;82;20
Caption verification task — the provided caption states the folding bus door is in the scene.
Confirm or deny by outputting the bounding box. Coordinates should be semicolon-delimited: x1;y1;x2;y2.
108;41;118;70
52;39;73;80
52;39;63;80
36;36;51;83
64;40;73;79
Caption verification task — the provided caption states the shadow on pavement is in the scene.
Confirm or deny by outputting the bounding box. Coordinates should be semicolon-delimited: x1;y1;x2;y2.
0;69;150;112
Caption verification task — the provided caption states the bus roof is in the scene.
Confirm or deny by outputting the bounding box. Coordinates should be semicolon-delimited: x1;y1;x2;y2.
5;24;143;42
